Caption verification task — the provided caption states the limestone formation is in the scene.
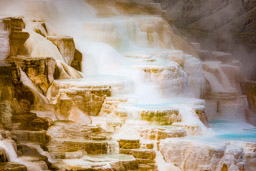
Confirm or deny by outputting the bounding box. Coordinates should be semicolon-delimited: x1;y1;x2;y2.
118;139;140;149
160;139;256;171
155;0;256;53
241;81;256;126
0;162;27;171
46;121;111;156
7;56;57;95
87;0;165;17
47;36;75;66
118;138;157;170
139;127;186;140
140;109;181;125
0;61;24;113
241;81;256;113
0;102;12;129
0;1;255;171
23;20;82;79
47;80;111;119
2;17;29;57
71;49;82;71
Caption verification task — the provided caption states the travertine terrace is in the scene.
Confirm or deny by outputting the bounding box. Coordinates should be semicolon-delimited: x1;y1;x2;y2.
0;0;255;171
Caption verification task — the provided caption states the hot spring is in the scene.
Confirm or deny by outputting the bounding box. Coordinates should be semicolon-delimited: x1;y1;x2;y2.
0;0;255;171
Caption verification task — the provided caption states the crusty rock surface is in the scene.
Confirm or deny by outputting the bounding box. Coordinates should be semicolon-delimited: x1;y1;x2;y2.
160;139;256;171
7;56;57;95
47;36;75;66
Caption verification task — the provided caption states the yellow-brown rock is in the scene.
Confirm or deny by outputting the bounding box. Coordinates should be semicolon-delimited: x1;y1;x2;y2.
118;139;140;149
7;56;57;95
0;162;27;171
160;139;256;171
3;17;29;57
47;36;75;66
47;80;111;117
139;127;186;140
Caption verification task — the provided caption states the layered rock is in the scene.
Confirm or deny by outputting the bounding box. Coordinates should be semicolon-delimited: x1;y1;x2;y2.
171;122;204;136
0;61;25;113
23;20;82;79
7;56;57;95
0;162;27;171
46;121;111;156
198;49;249;122
155;0;256;47
2;17;29;57
47;36;75;66
0;1;255;171
0;101;12;129
83;15;197;56
47;79;111;120
118;139;157;170
139;109;181;125
132;63;187;96
241;81;256;113
241;81;256;126
71;49;82;71
160;139;256;171
87;0;165;17
54;154;138;171
202;61;242;94
99;97;128;117
139;127;186;140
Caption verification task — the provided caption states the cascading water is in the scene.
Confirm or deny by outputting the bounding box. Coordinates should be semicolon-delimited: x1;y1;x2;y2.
0;140;44;171
22;143;56;164
0;0;255;170
0;140;17;162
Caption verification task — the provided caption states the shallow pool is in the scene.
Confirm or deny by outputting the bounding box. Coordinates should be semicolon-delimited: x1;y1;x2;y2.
188;120;256;143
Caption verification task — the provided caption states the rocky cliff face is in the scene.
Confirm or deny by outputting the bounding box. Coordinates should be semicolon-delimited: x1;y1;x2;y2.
154;0;256;34
152;0;256;80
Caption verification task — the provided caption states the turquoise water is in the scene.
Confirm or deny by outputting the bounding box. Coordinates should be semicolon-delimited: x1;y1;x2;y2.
187;120;256;143
208;120;256;142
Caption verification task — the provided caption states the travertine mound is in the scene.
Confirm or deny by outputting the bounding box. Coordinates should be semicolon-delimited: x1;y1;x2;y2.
160;139;256;171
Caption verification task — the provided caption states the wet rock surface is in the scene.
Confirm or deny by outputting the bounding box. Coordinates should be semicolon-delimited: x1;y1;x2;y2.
46;121;111;156
46;36;75;66
139;127;186;140
155;0;256;51
0;1;255;171
7;56;57;95
0;162;27;171
2;17;29;57
118;138;157;171
47;80;111;119
160;139;256;171
241;81;256;126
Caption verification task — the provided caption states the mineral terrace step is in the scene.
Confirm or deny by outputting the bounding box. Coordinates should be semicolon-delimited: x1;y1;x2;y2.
47;139;109;155
0;162;27;171
120;149;156;160
11;130;46;144
12;113;37;123
139;127;186;140
12;112;49;130
52;154;138;171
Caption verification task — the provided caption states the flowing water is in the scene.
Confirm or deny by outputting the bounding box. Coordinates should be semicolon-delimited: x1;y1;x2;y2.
0;0;255;170
0;140;44;171
206;120;256;142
